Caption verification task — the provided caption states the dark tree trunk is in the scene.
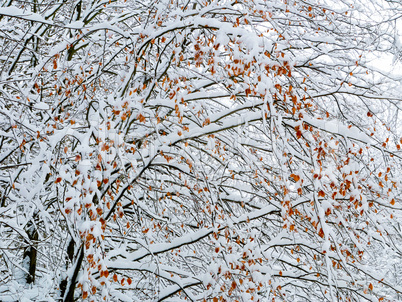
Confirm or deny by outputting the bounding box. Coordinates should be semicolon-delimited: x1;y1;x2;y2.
23;221;38;284
63;244;84;302
60;239;76;298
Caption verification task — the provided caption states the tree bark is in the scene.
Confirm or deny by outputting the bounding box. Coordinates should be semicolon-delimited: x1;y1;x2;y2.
23;221;38;284
63;245;84;302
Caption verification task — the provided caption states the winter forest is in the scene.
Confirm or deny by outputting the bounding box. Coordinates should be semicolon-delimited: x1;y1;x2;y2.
3;0;402;301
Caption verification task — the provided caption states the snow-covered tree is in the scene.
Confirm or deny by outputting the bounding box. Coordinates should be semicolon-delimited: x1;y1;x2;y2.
1;0;402;301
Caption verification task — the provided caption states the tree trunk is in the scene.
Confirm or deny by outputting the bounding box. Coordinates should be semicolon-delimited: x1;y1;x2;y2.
63;245;84;302
23;221;38;284
59;239;75;298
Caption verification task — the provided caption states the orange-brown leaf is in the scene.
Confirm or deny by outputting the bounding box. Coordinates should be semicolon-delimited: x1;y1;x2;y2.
290;173;300;182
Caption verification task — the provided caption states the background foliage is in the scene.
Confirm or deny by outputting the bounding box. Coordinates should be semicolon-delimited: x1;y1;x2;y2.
1;0;402;301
